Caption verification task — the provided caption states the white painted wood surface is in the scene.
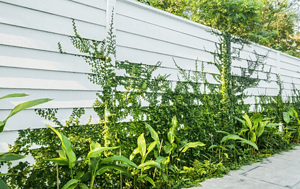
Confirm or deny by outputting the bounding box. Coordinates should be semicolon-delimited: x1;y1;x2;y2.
0;0;299;152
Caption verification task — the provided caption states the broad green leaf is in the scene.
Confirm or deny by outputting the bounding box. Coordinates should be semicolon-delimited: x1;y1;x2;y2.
0;178;9;189
145;176;156;187
266;123;278;128
138;133;146;158
129;147;139;160
239;140;258;150
97;165;127;176
90;141;101;150
250;114;264;124
171;116;178;129
0;153;25;162
61;179;80;189
75;171;85;180
221;134;242;143
249;132;256;142
168;116;178;143
100;156;138;168
155;156;166;163
87;146;118;159
235;117;246;127
142;141;158;163
138;160;160;169
256;121;266;138
47;125;76;169
47;157;69;166
0;93;28;100
239;128;249;135
78;183;89;189
180;142;205;152
145;123;160;148
4;98;52;123
59;149;67;159
243;114;252;130
283;112;290;123
291;108;298;118
164;143;173;154
147;141;158;154
0;173;8;176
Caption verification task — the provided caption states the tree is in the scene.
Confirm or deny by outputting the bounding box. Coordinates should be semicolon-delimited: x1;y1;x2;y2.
137;0;300;57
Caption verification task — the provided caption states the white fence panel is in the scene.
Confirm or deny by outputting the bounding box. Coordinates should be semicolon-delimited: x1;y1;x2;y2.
0;0;300;152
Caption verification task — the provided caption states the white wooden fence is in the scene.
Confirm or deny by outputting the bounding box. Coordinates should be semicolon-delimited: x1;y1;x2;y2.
0;0;300;152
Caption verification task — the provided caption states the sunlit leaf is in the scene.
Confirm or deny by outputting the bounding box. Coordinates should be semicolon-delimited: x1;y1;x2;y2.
138;133;146;158
47;124;76;169
0;93;28;100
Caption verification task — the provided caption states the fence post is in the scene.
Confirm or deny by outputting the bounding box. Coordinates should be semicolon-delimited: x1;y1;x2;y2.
276;51;281;77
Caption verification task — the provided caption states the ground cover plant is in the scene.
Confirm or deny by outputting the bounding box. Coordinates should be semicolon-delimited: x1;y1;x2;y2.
2;10;300;189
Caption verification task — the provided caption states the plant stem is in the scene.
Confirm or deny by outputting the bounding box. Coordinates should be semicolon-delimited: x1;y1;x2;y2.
56;165;59;189
90;174;96;189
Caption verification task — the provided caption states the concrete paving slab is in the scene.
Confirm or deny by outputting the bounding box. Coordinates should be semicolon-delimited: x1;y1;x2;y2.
292;181;300;189
190;174;286;189
244;166;300;187
190;146;300;189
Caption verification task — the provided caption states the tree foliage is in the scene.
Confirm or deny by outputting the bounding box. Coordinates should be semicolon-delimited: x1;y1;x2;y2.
137;0;300;57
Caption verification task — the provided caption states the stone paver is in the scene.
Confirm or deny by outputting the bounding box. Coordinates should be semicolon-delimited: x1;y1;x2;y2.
190;146;300;189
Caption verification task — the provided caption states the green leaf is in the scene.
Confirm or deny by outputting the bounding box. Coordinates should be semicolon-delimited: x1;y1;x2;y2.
75;171;85;180
221;134;242;143
90;141;101;150
87;146;119;159
147;141;158;155
4;98;52;123
78;183;89;189
129;147;139;160
164;143;173;154
138;133;146;158
291;108;298;118
155;156;166;163
47;157;69;166
243;114;252;130
97;165;127;176
239;140;258;150
256;121;266;138
0;178;9;189
216;130;230;135
0;93;28;100
168;116;178;143
180;142;205;152
47;124;76;169
138;160;160;169
100;156;138;168
145;123;160;148
283;112;290;123
145;176;156;187
249;132;256;142
0;153;25;162
142;141;158;164
250;114;264;124
61;179;80;189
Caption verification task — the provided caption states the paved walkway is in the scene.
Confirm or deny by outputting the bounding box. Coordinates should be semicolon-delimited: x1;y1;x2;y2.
191;146;300;189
